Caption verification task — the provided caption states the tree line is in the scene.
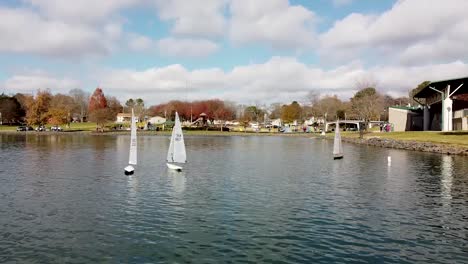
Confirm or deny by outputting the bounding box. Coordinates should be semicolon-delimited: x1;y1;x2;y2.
1;83;417;129
0;88;122;129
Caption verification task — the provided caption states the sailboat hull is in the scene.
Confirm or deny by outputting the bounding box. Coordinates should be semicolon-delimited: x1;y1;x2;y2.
167;163;183;171
333;155;343;160
124;165;135;175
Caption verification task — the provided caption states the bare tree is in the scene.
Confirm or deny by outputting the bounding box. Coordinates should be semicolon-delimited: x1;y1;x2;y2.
354;75;379;92
306;90;320;106
350;87;384;138
69;88;89;122
313;95;344;121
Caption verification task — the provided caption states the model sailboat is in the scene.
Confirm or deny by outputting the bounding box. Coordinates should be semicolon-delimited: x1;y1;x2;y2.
333;120;343;160
167;112;186;171
124;109;137;175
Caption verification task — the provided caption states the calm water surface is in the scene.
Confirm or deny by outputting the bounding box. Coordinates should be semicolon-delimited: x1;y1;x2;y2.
1;133;467;263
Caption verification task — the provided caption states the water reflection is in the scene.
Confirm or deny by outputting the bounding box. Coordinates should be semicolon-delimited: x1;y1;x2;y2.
440;155;454;202
167;170;186;195
126;175;139;207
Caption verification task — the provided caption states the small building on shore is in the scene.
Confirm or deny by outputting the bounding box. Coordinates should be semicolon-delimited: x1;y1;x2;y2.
116;113;132;123
270;118;282;128
388;106;423;132
148;116;166;125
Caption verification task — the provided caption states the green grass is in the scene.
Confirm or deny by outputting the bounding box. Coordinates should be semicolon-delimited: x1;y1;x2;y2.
66;122;99;131
0;125;16;131
338;131;468;146
368;131;468;146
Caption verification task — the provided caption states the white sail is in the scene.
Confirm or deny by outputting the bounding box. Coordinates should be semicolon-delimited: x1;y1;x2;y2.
333;120;343;159
128;108;137;165
167;112;186;163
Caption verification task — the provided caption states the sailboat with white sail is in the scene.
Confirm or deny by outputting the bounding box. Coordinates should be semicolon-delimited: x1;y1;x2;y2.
333;120;343;160
167;112;186;171
124;109;137;175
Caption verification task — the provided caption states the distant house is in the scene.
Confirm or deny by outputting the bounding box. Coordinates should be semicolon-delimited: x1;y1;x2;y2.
271;118;282;127
304;116;325;126
148;116;166;125
225;120;240;126
304;117;321;126
213;120;226;125
249;122;259;129
116;113;132;123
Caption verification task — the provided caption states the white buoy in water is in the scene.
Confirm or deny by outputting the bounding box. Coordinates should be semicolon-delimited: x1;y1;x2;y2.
387;156;392;166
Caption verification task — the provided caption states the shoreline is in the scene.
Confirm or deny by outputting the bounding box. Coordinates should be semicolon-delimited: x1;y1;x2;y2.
340;136;468;156
2;130;468;156
0;130;310;137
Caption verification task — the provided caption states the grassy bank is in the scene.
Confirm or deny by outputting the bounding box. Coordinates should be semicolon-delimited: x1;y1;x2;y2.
67;122;100;131
0;125;16;131
335;131;468;147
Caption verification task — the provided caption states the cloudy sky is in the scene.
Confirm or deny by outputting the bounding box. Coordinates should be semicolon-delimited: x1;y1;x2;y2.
1;0;468;105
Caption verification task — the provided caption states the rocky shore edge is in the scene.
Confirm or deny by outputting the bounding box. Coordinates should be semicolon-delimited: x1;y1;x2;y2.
342;137;468;156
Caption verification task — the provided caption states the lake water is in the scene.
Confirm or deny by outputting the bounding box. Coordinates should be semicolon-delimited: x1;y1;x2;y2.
1;133;467;263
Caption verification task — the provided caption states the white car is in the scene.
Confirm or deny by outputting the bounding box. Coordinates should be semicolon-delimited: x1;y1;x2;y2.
36;125;46;131
51;126;62;131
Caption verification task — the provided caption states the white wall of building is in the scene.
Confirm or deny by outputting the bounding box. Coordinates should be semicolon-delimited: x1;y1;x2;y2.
148;116;166;125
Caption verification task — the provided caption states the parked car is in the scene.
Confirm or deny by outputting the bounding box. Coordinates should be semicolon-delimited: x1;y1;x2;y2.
35;125;46;131
51;126;62;131
16;126;34;131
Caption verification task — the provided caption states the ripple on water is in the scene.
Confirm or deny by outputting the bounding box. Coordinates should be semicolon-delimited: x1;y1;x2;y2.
1;135;468;263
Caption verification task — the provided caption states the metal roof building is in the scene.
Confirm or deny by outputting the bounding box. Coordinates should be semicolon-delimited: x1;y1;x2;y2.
413;77;468;131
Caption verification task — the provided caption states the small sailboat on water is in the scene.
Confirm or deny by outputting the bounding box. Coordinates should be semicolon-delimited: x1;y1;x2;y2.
124;109;137;175
167;112;186;171
333;120;343;160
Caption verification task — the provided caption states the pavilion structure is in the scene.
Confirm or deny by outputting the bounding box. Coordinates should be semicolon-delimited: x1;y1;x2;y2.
413;77;468;131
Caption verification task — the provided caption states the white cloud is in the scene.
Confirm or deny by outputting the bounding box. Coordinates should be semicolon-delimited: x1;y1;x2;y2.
229;0;317;49
95;57;468;104
128;34;155;52
154;0;227;38
3;72;81;93
0;2;129;58
320;0;468;65
0;7;118;57
372;61;468;93
5;58;468;105
23;0;140;23
320;13;373;50
157;38;219;57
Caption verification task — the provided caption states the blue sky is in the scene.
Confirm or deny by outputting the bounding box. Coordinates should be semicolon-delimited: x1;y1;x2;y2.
1;0;467;104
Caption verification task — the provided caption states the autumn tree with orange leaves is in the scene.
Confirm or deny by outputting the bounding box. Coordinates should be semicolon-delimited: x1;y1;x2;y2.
26;89;52;125
148;99;235;123
88;87;113;131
